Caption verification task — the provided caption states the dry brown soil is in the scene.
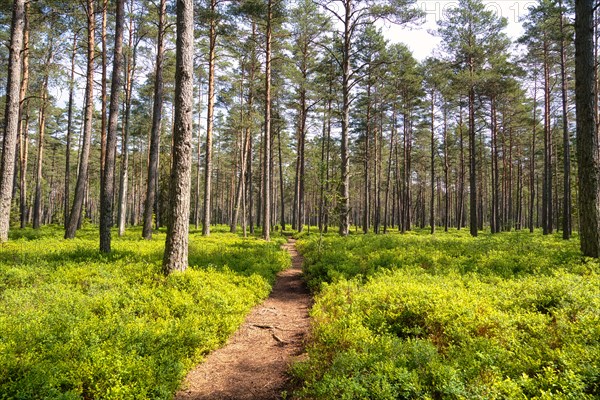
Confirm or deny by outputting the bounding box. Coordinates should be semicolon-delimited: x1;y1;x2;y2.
175;238;311;400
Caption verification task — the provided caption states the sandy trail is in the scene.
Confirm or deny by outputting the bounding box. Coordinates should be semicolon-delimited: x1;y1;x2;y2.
175;238;311;400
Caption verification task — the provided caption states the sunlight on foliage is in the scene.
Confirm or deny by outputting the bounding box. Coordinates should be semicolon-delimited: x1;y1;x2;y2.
0;225;289;399
293;230;600;399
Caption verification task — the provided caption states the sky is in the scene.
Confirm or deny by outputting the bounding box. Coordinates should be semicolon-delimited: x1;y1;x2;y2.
379;0;530;60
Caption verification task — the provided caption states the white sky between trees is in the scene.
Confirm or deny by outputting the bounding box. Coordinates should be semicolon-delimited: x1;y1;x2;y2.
383;0;529;60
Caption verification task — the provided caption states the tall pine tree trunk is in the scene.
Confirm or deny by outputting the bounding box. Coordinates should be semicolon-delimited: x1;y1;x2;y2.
530;73;538;232
18;3;29;230
163;0;194;273
100;0;108;187
64;30;76;229
65;0;95;239
339;2;351;236
430;89;435;234
559;3;571;239
262;0;273;241
33;49;51;230
575;0;600;257
100;0;124;252
543;41;552;235
0;0;25;242
469;84;478;237
143;0;166;239
118;2;137;236
202;0;217;236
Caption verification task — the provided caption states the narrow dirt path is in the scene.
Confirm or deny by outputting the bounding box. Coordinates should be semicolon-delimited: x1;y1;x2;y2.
175;238;311;400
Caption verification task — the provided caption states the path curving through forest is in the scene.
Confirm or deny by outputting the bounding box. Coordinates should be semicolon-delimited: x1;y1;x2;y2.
175;238;311;400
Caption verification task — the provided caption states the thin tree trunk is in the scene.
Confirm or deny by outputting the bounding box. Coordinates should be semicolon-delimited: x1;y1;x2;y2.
100;0;108;187
543;41;552;235
118;1;137;236
559;2;571;239
469;83;477;236
18;3;29;230
202;0;217;236
33;47;51;230
339;2;351;236
443;103;449;231
262;0;273;241
530;72;538;233
195;72;203;229
231;70;246;233
64;30;76;229
65;0;95;239
383;108;397;234
458;103;465;230
100;0;124;252
491;96;499;233
163;0;194;273
430;88;435;234
278;126;285;230
143;0;166;239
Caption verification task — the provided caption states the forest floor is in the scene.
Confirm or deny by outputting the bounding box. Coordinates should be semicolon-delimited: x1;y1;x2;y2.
175;238;312;400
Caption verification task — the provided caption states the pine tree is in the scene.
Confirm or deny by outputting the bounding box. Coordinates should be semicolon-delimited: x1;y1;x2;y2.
0;0;25;242
163;0;194;274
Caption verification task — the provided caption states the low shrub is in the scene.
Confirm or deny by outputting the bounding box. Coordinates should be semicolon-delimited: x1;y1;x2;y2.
293;230;600;399
0;225;289;399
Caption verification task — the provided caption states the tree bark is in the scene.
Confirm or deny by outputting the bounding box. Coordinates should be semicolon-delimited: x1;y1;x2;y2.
543;40;552;235
100;0;108;187
100;0;124;252
559;2;571;239
65;0;95;239
383;108;397;234
195;72;203;229
18;2;29;230
575;0;600;257
118;1;137;236
202;0;218;236
163;0;194;274
0;0;25;242
530;73;538;233
143;0;166;239
469;83;477;236
430;89;435;234
64;30;76;229
278;126;285;230
262;0;273;241
33;43;52;229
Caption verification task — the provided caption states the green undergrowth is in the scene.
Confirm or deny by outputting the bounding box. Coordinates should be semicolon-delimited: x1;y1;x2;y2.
0;225;289;399
292;230;600;399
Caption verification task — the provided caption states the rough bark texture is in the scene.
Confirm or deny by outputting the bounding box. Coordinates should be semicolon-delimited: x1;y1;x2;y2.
469;86;477;237
202;0;217;237
0;0;25;242
143;0;166;240
339;1;351;236
33;61;50;230
65;0;95;239
118;2;136;237
18;2;29;230
262;0;273;241
100;0;124;253
430;89;435;234
64;30;76;229
163;0;194;274
559;4;571;240
100;0;108;187
575;0;600;257
530;75;537;233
